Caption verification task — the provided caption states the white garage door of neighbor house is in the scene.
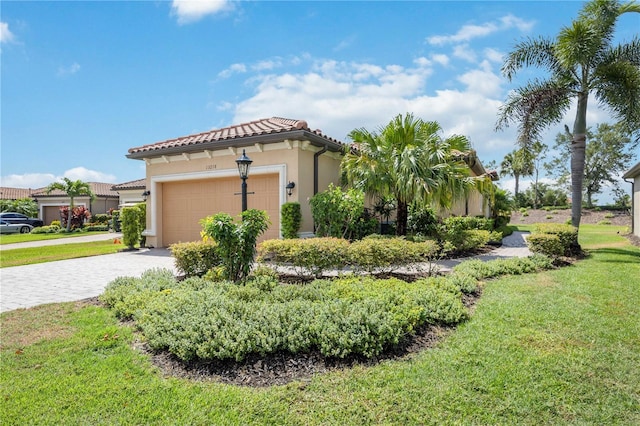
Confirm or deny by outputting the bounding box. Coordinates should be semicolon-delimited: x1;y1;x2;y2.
161;174;280;246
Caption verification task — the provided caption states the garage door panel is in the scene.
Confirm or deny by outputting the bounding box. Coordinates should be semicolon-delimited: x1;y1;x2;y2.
162;175;280;246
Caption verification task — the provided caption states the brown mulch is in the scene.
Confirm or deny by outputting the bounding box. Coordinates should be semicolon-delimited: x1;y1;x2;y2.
510;208;631;227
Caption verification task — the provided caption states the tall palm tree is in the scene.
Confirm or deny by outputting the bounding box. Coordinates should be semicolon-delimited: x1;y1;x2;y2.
500;148;534;198
496;0;640;228
342;113;489;236
46;178;95;231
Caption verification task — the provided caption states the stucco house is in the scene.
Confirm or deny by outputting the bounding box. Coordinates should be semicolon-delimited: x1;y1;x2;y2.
127;116;498;247
127;117;345;247
623;161;640;237
31;182;119;225
0;187;35;201
111;179;147;207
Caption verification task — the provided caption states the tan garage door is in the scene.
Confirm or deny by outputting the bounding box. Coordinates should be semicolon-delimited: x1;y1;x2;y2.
43;206;64;225
162;174;280;246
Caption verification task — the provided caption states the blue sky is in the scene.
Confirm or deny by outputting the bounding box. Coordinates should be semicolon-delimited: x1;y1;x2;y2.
1;0;638;200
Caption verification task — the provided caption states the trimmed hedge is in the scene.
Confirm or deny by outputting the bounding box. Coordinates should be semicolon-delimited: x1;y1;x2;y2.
528;223;580;257
451;254;554;280
31;225;61;234
169;240;221;278
258;236;440;278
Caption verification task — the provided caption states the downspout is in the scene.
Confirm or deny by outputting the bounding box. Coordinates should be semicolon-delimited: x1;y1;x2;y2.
624;178;634;235
314;145;328;195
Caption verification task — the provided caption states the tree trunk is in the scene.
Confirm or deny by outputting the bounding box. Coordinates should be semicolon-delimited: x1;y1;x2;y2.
514;174;520;196
571;92;588;229
396;199;408;236
66;198;74;232
533;169;539;209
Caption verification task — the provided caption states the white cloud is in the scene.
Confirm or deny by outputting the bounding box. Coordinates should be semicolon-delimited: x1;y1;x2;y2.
57;62;81;76
0;173;57;189
431;54;450;67
453;44;477;62
217;63;246;78
0;22;15;43
484;48;504;63
226;57;514;162
1;167;117;189
62;167;116;182
427;14;535;45
171;0;234;25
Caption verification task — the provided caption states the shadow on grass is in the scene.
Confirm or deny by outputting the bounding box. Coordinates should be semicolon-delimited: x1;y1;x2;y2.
588;247;640;263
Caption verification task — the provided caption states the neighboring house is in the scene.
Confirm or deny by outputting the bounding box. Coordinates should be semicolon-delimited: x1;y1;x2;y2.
0;187;35;201
111;179;147;207
623;161;640;237
442;150;499;218
127;117;344;247
31;182;120;225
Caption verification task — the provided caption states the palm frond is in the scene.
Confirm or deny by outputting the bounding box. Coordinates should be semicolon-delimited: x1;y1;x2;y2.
501;37;559;80
496;79;573;143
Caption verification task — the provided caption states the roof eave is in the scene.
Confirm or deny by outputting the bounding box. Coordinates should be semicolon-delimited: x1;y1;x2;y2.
622;161;640;179
126;130;343;160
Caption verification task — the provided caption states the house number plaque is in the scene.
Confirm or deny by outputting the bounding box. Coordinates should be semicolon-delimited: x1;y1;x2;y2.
205;164;217;170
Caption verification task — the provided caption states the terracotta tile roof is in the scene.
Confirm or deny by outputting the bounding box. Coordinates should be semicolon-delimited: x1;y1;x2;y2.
0;187;38;200
32;182;119;198
128;117;344;158
111;179;146;191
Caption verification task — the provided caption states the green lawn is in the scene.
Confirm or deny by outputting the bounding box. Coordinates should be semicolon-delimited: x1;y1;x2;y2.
0;240;126;267
1;226;638;424
0;231;112;245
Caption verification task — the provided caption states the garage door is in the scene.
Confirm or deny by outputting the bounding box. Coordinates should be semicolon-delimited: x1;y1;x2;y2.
43;206;64;225
162;174;280;246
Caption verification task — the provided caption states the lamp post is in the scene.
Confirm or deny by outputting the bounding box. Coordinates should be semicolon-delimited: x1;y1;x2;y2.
236;149;252;212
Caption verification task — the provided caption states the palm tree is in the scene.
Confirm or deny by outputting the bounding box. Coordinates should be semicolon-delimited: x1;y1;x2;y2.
46;178;95;231
342;113;489;236
500;148;534;198
496;0;640;228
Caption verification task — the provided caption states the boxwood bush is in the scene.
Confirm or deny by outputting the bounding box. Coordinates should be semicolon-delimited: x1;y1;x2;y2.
529;223;580;257
169;240;221;278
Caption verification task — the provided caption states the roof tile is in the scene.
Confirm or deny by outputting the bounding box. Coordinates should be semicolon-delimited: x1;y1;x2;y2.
128;117;343;155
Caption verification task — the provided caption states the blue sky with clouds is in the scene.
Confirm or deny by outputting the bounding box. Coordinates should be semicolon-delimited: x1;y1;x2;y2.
1;1;638;199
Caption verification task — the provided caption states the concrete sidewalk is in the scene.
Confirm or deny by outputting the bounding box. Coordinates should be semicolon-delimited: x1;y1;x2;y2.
0;232;531;314
0;232;123;251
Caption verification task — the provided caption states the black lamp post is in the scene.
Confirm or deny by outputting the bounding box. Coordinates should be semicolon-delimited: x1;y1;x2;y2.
236;149;252;212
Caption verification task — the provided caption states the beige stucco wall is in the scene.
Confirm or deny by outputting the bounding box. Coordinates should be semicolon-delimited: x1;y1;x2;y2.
141;141;342;247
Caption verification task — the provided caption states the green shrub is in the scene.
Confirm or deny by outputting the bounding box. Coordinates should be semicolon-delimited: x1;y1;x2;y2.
31;225;61;234
85;225;109;232
442;229;492;254
50;220;61;228
526;234;564;258
93;214;110;224
259;237;350;278
169;240;221;278
407;204;438;236
136;203;147;247
105;274;467;362
441;216;494;233
200;210;270;283
604;213;615;219
597;220;612;225
532;223;580;257
121;207;141;249
310;184;375;240
348;237;422;274
281;202;302;239
110;209;121;232
452;255;554;280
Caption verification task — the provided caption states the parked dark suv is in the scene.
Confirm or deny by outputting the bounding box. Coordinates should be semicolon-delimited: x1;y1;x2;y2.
0;212;44;228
